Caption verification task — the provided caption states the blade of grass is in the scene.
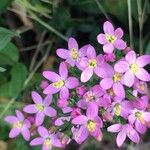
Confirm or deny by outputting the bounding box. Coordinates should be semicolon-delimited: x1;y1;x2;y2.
127;0;134;49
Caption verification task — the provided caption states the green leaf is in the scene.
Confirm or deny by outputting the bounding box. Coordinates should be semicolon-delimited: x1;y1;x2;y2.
9;63;28;97
0;27;19;51
0;42;19;66
0;0;14;14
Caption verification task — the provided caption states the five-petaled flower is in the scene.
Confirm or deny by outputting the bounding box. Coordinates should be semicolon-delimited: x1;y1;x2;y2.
97;21;126;53
43;62;79;99
23;91;57;126
5;110;31;141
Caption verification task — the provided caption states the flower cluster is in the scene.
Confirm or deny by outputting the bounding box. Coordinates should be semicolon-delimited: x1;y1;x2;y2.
5;21;150;149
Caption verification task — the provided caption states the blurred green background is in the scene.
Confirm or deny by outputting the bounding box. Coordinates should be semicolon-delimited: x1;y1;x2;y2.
0;0;150;150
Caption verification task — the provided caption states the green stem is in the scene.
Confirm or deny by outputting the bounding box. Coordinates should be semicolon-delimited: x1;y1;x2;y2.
127;0;134;48
30;12;67;41
94;0;112;22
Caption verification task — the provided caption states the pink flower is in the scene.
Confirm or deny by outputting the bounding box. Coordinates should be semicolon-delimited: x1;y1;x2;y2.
23;91;57;126
56;37;88;67
57;98;68;109
70;107;82;118
97;21;126;53
72;103;103;143
107;124;140;147
100;66;125;98
30;126;63;150
43;62;79;99
40;80;49;90
80;45;113;82
114;51;150;87
76;85;87;96
77;85;104;109
4;110;31;141
128;96;150;134
103;53;115;62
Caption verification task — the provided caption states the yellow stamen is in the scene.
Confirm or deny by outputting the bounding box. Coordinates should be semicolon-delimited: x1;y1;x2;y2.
87;120;96;132
83;91;95;102
139;83;145;91
53;80;65;88
88;59;97;68
135;111;145;124
14;121;23;128
44;138;52;148
113;73;122;82
105;33;117;43
35;104;45;112
114;103;122;116
130;64;139;73
71;48;78;60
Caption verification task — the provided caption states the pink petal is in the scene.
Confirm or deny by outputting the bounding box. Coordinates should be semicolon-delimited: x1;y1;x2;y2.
107;124;122;133
66;77;79;89
123;71;135;87
9;128;20;138
103;43;114;53
56;48;69;59
72;115;88;125
43;84;60;95
87;45;96;58
79;44;89;57
135;120;146;134
97;33;107;44
35;112;45;126
43;94;52;106
100;78;113;90
116;131;126;147
4;116;18;124
21;126;30;141
128;114;136;125
86;102;98;119
113;82;125;98
114;39;126;50
60;87;69;99
44;107;57;117
59;62;68;79
66;58;76;67
23;104;37;114
30;137;44;146
96;54;105;65
74;125;89;144
68;37;78;50
114;61;129;73
127;129;140;143
103;21;114;34
31;91;43;104
135;68;150;81
81;68;93;82
16;110;24;121
79;57;88;69
38;126;49;137
43;71;60;82
77;100;87;109
114;28;123;39
143;112;150;122
125;51;136;64
136;55;150;67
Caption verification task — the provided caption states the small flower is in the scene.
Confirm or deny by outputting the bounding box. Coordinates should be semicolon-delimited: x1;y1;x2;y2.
57;98;68;109
128;96;150;134
4;110;31;141
77;85;104;109
76;85;87;96
43;62;79;99
97;21;126;53
23;91;57;126
40;80;49;90
107;124;140;147
72;103;103;143
114;51;150;87
103;53;116;62
100;66;125;98
80;45;113;82
30;126;63;150
56;37;89;67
